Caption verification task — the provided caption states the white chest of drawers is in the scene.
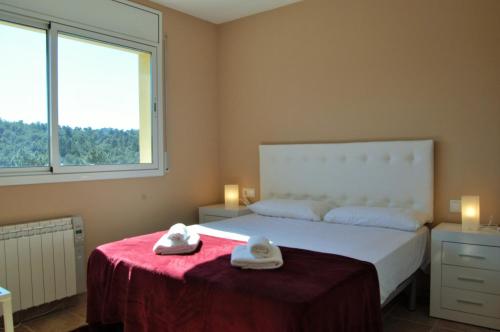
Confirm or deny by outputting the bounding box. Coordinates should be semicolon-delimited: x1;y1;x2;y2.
430;223;500;330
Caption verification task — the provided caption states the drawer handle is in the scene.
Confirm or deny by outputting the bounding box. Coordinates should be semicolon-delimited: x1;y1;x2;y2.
457;276;485;284
458;254;485;260
457;299;484;306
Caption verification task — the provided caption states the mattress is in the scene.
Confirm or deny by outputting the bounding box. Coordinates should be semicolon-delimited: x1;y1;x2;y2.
190;213;429;304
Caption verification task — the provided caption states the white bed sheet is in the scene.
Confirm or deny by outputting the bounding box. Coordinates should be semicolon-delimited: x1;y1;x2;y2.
189;213;429;304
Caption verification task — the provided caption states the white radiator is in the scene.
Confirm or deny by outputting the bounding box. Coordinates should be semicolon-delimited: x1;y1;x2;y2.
0;216;85;315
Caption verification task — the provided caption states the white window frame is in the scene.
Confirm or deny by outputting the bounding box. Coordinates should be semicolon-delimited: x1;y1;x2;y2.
0;12;51;178
0;9;165;186
50;23;160;174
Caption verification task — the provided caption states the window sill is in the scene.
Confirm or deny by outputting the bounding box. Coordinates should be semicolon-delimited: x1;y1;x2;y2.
0;168;166;187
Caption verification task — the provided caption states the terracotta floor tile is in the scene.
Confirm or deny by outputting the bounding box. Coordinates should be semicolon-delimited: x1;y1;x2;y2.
10;292;498;332
14;325;35;332
463;325;493;332
384;317;433;332
68;294;87;320
432;327;461;332
23;309;84;332
433;319;485;332
391;303;436;327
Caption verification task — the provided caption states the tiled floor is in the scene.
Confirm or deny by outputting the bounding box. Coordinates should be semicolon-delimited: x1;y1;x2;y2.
7;293;498;332
10;294;86;332
382;296;497;332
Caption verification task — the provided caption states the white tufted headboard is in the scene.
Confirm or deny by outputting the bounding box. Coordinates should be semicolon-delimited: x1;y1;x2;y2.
259;140;434;221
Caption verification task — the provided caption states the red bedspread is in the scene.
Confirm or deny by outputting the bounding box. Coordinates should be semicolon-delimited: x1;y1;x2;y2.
87;232;382;332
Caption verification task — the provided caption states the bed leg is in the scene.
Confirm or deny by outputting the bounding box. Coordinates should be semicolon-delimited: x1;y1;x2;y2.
407;276;417;311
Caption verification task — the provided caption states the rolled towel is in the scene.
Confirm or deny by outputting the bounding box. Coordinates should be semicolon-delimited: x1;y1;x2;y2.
153;231;200;255
231;244;283;270
166;223;188;242
247;235;273;258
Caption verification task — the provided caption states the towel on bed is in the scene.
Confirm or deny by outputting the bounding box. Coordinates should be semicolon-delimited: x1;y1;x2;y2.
231;244;283;269
166;223;188;242
153;230;200;255
247;235;273;258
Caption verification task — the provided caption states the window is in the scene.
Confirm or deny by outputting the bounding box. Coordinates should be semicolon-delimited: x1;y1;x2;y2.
0;20;49;169
0;12;163;186
57;30;154;169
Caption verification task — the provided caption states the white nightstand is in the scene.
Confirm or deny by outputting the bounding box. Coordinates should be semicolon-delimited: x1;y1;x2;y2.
430;223;500;330
198;204;252;224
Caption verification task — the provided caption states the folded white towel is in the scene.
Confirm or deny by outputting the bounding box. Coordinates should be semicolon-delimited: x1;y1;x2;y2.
166;223;188;242
247;235;273;258
153;230;200;255
231;244;283;270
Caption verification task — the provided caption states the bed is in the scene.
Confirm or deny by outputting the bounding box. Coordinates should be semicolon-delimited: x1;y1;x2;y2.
86;140;434;332
191;214;429;305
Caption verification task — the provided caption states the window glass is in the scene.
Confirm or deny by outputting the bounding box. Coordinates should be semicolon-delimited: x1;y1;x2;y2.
57;33;152;166
0;20;48;168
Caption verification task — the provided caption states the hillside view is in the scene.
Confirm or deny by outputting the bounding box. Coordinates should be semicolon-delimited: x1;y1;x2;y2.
0;118;140;168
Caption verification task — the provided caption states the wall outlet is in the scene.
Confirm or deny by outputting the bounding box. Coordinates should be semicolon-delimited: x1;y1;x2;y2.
449;199;461;213
242;187;256;199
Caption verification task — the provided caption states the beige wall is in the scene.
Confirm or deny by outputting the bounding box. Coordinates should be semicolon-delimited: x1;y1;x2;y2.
0;1;220;257
217;0;500;223
1;0;499;259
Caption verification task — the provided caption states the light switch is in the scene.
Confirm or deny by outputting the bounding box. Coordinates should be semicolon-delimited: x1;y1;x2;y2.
449;199;461;213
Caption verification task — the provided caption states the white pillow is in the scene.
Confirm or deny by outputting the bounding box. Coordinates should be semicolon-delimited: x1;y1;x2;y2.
323;206;427;231
248;199;332;221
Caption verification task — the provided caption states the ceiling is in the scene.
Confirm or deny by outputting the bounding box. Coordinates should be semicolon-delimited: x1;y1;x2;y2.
150;0;302;24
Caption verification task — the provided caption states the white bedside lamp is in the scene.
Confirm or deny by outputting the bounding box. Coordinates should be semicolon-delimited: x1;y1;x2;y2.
461;195;480;231
224;184;239;210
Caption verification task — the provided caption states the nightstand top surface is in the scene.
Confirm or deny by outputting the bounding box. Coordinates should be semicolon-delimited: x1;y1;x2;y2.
199;204;252;218
432;222;500;246
200;204;249;211
434;222;500;235
198;204;252;223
